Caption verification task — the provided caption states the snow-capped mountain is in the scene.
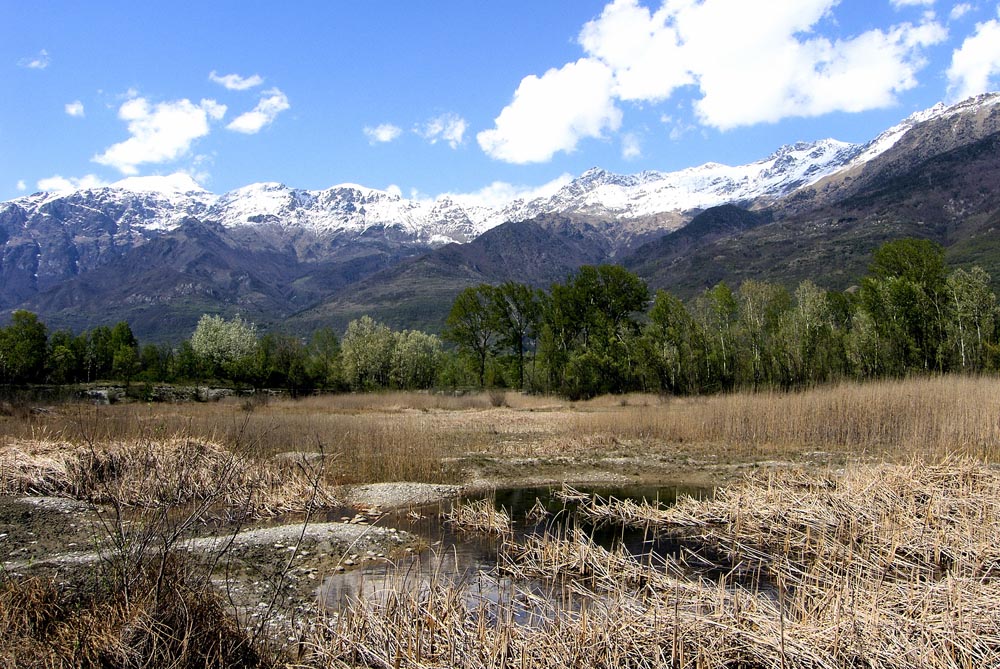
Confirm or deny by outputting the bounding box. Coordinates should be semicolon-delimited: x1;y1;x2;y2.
7;93;997;252
3;91;1000;340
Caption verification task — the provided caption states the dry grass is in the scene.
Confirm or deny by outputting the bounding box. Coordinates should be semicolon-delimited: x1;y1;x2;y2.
443;498;513;536
4;376;1000;488
569;376;1000;460
0;556;275;669
0;436;340;516
307;460;1000;668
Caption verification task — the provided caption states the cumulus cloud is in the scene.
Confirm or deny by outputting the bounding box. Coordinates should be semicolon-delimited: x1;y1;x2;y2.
477;58;622;163
16;180;27;192
93;97;227;175
65;100;85;117
444;174;574;210
209;70;264;90
890;0;935;7
950;3;973;21
364;123;403;144
417;113;468;148
479;0;947;162
226;88;290;134
947;13;1000;99
37;174;107;192
578;0;691;101
18;49;49;69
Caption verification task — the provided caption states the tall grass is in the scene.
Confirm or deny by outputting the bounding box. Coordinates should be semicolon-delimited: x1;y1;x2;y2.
4;376;1000;487
308;460;1000;668
569;375;1000;460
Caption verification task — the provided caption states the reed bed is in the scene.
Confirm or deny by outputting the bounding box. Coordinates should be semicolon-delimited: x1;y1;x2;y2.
0;555;275;669
309;461;1000;668
443;498;513;536
569;376;1000;460
0;437;340;516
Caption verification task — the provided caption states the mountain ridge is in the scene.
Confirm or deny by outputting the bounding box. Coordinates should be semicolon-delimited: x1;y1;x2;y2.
4;92;1000;339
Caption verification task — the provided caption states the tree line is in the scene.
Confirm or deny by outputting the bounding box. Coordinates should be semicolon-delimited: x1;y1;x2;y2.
0;239;996;398
0;311;452;395
443;239;999;398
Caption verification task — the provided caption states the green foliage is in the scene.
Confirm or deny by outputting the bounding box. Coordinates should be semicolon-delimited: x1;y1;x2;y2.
444;285;500;387
0;310;48;384
3;238;999;398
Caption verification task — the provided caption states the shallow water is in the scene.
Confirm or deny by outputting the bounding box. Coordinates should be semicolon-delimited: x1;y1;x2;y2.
317;483;713;611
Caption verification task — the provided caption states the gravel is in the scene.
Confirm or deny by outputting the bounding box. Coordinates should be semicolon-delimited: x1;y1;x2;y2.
343;482;462;509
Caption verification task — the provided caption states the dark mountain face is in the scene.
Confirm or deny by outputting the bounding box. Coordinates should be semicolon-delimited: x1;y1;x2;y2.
627;130;1000;297
288;216;615;334
14;218;426;342
4;95;1000;340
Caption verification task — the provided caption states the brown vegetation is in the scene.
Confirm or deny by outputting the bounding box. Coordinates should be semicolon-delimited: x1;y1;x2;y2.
309;459;1000;668
4;377;1000;667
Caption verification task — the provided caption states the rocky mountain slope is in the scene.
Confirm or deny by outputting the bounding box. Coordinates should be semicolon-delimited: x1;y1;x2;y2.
3;93;999;339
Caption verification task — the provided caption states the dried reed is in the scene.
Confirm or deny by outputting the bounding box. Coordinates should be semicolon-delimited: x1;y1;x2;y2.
308;461;1000;668
0;437;340;517
444;498;513;536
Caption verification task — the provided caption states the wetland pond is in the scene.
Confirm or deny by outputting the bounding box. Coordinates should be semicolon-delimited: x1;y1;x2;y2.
318;483;715;615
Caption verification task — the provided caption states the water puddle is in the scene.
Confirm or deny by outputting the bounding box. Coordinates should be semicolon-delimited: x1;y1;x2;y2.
318;483;714;613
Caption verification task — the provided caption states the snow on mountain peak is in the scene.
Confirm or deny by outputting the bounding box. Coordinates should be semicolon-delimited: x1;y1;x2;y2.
6;93;996;245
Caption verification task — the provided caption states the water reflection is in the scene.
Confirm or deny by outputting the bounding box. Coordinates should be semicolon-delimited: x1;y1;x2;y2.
318;483;713;612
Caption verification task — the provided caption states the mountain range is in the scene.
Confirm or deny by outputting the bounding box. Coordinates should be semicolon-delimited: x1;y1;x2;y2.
3;92;1000;341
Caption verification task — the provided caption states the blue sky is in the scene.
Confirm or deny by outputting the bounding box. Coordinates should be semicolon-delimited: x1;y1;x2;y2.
4;0;1000;204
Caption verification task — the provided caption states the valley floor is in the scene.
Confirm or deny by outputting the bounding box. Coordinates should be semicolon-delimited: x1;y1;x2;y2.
2;376;999;667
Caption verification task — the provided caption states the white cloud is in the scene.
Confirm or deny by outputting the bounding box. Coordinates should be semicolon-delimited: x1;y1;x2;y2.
226;88;290;134
93;97;227;175
444;174;574;210
890;0;935;7
947;14;1000;99
16;180;27;192
386;184;403;198
950;3;973;21
477;58;622;163
690;15;947;129
18;49;49;69
65;100;85;117
209;70;264;91
37;174;107;193
364;123;403;144
621;132;642;159
579;0;691;101
417;113;468;148
479;0;947;161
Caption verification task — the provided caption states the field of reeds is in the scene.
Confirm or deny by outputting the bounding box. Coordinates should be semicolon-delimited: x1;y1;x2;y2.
4;375;1000;667
308;460;1000;668
5;375;1000;486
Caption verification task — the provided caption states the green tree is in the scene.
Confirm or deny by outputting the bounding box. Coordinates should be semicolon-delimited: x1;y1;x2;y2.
391;330;442;389
444;285;499;387
859;239;948;373
643;290;704;394
48;329;84;384
341;316;395;390
691;283;739;391
539;265;649;398
736;280;790;387
304;328;343;390
945;266;996;371
490;282;542;390
0;310;48;384
86;325;115;381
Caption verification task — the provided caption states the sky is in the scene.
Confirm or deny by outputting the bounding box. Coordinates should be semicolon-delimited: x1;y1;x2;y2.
3;0;1000;205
